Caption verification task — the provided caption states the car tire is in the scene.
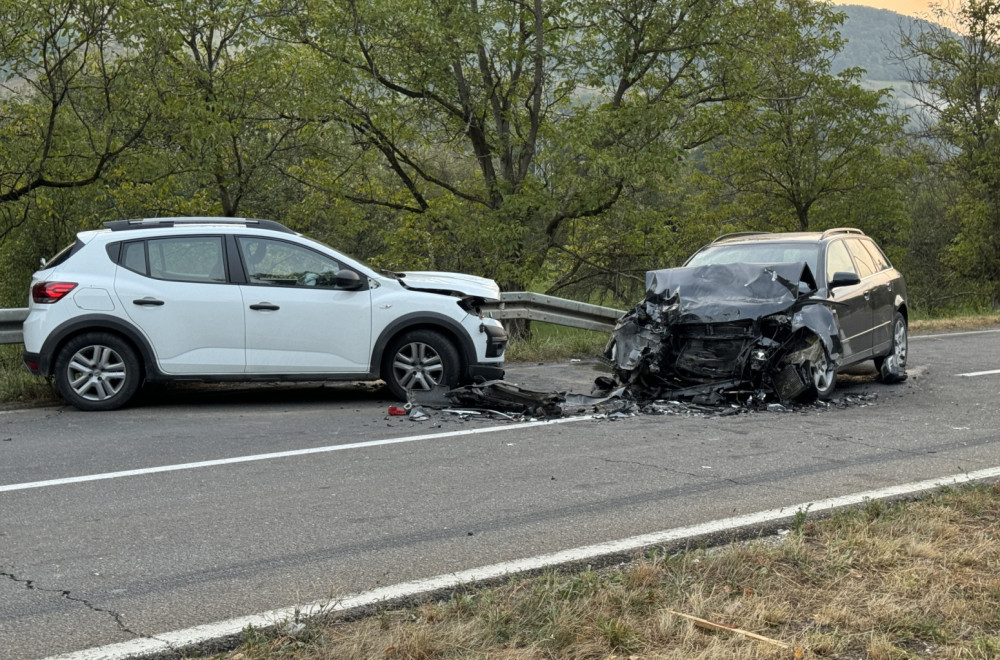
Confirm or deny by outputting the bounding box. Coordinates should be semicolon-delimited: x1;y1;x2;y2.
383;330;461;401
53;332;142;411
805;348;837;401
874;311;907;383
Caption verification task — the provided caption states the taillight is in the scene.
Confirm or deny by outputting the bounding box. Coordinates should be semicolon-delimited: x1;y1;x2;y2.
32;281;77;304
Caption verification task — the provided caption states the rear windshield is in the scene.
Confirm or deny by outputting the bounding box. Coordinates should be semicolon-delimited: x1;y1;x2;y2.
43;240;84;269
686;243;821;279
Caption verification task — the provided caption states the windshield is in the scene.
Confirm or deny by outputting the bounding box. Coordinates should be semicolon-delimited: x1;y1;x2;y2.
686;243;821;280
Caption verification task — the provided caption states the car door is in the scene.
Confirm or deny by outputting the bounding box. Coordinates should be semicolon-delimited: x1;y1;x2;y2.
236;236;373;373
824;239;873;362
852;238;896;355
113;236;246;374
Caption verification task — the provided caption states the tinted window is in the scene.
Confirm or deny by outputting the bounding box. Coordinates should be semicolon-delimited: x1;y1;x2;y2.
147;236;226;283
123;242;147;275
825;240;857;282
861;239;891;271
238;237;343;287
45;240;84;269
686;243;821;280
846;238;876;278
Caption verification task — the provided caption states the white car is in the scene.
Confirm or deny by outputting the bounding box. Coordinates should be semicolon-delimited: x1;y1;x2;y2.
22;217;508;410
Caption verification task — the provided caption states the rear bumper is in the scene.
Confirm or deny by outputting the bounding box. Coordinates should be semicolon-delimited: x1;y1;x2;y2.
22;351;43;375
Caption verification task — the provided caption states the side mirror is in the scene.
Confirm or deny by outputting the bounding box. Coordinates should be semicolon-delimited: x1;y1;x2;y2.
829;271;861;289
335;270;363;290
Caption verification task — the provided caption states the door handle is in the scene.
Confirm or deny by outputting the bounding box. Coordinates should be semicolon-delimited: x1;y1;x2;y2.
133;298;164;306
249;303;280;311
864;292;871;301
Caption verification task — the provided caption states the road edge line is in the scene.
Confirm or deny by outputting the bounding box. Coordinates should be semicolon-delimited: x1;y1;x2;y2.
43;465;1000;660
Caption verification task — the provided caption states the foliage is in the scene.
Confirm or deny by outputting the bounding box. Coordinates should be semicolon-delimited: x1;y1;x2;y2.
704;0;909;232
0;0;151;237
900;0;1000;304
0;0;983;315
278;0;810;292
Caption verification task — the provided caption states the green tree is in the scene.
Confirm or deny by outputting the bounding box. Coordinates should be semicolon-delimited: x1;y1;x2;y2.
900;0;1000;303
0;0;150;238
280;0;780;292
118;0;322;218
705;0;907;232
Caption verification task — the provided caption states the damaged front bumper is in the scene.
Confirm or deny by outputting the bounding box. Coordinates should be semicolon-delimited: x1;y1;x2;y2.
606;262;843;404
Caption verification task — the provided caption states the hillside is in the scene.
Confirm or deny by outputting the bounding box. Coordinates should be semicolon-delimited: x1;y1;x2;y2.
833;4;943;82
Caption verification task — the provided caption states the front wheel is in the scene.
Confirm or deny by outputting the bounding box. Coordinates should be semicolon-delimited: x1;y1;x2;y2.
874;311;908;383
806;348;837;401
382;330;461;401
53;332;142;411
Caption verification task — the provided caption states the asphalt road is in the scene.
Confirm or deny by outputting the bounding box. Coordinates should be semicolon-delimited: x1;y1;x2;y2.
2;328;999;659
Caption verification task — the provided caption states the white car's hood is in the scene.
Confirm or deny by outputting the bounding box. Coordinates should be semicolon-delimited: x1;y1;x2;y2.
397;271;501;301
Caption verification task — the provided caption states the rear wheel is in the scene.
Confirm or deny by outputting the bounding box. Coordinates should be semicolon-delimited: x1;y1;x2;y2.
53;332;142;411
382;330;461;401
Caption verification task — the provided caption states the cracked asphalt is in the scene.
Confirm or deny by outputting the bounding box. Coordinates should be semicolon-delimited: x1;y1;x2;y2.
2;328;999;659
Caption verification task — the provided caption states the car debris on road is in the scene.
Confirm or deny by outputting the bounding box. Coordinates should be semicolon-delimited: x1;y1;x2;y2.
387;376;881;424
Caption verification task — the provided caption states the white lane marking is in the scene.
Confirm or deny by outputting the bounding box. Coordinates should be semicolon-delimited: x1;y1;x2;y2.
0;416;594;493
913;328;1000;340
44;465;1000;660
956;369;1000;377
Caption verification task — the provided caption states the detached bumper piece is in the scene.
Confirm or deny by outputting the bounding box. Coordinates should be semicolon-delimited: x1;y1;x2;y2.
447;380;563;417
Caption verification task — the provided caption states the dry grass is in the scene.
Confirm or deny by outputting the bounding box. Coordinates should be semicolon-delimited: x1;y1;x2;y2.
0;345;55;407
910;314;1000;334
201;483;1000;660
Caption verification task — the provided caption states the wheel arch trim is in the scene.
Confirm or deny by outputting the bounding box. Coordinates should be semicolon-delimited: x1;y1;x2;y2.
370;312;475;376
36;314;160;378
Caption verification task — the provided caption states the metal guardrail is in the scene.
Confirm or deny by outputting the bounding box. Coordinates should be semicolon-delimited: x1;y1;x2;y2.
0;308;27;345
0;294;624;346
483;292;623;333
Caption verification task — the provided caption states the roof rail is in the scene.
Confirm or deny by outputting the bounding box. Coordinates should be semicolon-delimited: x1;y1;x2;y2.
711;231;770;244
102;217;296;234
820;227;865;239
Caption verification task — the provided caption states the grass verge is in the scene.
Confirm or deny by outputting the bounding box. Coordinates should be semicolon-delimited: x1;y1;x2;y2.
0;345;55;407
200;483;1000;660
504;322;610;363
909;313;1000;334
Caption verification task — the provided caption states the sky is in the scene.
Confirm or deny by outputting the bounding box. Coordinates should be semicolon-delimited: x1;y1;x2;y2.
831;0;941;18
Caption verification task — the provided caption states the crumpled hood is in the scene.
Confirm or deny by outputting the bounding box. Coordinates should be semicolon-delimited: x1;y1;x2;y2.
644;261;819;324
397;271;501;301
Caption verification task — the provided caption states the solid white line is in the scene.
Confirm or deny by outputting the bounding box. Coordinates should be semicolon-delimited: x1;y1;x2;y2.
956;369;1000;378
44;465;1000;660
0;416;594;493
913;328;1000;340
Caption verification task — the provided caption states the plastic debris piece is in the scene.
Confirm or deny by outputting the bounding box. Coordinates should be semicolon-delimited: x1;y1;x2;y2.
283;622;306;635
388;406;407;416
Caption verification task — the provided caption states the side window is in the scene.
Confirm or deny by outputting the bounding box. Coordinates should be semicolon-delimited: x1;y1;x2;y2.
861;239;891;271
147;236;226;283
845;238;876;278
237;237;343;287
825;240;857;283
122;241;148;276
